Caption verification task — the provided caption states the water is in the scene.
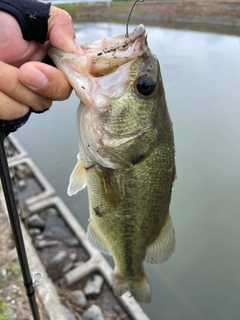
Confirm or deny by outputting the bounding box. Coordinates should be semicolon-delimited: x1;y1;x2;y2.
15;23;240;320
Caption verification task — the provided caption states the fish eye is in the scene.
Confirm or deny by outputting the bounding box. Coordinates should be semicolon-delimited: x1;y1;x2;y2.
136;76;155;96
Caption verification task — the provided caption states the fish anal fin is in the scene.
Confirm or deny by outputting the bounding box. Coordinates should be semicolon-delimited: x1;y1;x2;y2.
145;214;175;264
87;222;111;255
67;154;87;196
113;273;151;303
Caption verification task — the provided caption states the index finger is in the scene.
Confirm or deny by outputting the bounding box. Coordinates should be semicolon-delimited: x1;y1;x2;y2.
47;6;78;53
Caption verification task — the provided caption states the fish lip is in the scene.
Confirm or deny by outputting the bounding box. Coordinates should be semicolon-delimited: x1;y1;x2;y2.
81;24;146;57
48;24;146;72
95;24;146;55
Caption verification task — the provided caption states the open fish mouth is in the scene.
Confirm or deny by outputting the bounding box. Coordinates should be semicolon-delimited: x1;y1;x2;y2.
48;24;146;78
81;24;146;58
48;24;148;108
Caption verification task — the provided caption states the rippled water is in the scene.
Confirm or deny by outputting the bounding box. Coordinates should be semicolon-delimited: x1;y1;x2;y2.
15;23;240;320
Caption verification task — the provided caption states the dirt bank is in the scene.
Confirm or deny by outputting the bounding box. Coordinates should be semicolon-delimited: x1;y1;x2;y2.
60;1;240;35
0;209;48;320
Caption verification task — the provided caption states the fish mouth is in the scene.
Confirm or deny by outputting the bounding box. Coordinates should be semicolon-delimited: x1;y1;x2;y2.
48;25;147;107
82;24;146;57
49;24;146;78
83;24;146;77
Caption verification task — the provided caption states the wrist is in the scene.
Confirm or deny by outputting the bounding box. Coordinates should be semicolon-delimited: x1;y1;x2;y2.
0;0;51;43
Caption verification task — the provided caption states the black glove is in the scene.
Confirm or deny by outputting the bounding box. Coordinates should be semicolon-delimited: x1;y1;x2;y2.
0;0;51;137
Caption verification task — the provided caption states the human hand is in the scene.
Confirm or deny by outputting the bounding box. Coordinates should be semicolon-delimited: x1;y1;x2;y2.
0;6;78;121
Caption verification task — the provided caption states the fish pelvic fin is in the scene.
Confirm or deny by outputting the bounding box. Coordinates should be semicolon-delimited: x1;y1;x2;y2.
113;273;151;303
67;153;87;196
87;222;111;255
145;214;175;264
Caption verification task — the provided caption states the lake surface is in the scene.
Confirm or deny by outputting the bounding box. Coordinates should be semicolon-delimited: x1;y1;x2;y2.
15;23;240;320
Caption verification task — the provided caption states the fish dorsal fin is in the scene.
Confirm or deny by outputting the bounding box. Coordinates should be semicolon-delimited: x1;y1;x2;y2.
145;214;175;264
67;154;87;196
87;222;111;255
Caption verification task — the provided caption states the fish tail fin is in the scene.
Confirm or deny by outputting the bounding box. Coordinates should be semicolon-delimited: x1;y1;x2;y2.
113;273;151;303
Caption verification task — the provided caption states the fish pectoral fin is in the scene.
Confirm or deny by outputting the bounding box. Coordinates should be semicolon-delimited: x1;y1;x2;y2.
87;222;111;255
67;154;87;196
145;214;175;264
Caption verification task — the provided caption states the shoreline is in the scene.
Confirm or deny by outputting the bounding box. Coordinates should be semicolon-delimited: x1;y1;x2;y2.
59;0;240;35
58;1;240;36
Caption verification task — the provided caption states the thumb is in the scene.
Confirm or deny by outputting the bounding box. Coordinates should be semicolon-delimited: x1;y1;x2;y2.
47;6;78;53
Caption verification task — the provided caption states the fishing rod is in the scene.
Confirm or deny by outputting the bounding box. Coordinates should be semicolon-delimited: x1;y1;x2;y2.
0;125;41;320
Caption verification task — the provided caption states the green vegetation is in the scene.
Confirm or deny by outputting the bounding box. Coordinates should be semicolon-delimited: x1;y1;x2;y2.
56;1;131;21
2;263;21;280
56;3;81;15
7;263;20;276
0;298;11;320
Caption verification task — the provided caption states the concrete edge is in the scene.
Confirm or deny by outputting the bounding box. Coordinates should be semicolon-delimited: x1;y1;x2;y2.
0;185;67;320
22;223;68;320
7;134;28;163
8;157;56;205
3;134;150;320
28;196;150;320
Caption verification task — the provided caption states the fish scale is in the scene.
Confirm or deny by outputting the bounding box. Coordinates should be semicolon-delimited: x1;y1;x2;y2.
49;24;176;303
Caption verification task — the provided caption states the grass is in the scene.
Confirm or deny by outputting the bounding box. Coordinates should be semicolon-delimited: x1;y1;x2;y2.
7;263;20;277
56;1;132;16
57;3;82;16
0;298;11;320
1;263;21;281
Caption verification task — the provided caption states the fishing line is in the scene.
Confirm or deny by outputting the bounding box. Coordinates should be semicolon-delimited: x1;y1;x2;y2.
126;0;144;38
0;126;41;320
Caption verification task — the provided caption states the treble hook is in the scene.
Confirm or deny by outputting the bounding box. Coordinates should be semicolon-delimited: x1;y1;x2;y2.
126;0;145;38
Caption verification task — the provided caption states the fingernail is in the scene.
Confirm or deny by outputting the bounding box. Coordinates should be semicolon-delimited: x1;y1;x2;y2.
23;66;48;89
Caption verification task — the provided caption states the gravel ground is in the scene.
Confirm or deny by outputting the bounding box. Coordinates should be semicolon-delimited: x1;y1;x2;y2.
0;209;47;320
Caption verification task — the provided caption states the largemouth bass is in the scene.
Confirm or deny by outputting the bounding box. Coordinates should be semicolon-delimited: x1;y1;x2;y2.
49;24;175;303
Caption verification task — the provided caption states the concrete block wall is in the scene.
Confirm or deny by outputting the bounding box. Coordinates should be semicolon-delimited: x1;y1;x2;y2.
2;134;149;320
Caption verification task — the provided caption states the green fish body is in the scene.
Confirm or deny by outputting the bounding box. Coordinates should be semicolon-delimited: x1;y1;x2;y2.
49;24;175;303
